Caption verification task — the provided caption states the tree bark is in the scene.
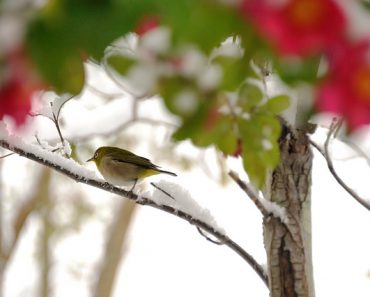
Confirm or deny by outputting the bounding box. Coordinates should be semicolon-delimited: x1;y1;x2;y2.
263;125;314;297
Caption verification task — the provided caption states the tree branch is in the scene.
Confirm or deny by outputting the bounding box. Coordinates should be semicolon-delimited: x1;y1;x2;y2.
309;128;370;212
196;226;223;245
0;152;14;159
0;138;268;287
228;170;270;217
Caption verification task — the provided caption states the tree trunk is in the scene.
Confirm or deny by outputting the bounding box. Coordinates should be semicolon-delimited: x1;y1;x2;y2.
93;200;136;297
263;125;314;297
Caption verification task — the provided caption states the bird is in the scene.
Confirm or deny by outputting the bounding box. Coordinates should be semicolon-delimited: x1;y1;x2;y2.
86;146;177;191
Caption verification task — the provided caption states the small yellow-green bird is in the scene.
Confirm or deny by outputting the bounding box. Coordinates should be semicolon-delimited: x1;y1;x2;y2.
87;146;177;190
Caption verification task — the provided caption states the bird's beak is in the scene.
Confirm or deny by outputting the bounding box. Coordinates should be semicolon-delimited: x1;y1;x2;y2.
86;157;94;162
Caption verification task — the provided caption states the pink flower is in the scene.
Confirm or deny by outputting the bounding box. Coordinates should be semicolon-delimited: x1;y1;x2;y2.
317;40;370;130
241;0;346;56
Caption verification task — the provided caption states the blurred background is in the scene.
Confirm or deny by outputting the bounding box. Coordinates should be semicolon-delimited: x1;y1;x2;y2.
1;0;370;296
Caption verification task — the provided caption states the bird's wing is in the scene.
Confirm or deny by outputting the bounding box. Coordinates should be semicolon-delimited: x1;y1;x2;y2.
108;150;158;170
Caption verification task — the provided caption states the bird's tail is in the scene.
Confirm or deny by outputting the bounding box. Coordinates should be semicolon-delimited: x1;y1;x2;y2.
159;169;177;177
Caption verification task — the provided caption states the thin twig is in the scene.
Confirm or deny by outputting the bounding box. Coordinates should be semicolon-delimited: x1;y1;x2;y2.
150;182;175;200
332;117;344;139
48;117;177;144
0;152;14;159
0;138;268;286
54;95;74;120
86;84;125;100
51;104;65;147
31;96;72;157
228;170;270;217
196;227;223;245
50;96;74;158
338;137;370;168
309;132;370;212
34;134;60;154
135;118;177;129
311;121;370;167
32;94;176;145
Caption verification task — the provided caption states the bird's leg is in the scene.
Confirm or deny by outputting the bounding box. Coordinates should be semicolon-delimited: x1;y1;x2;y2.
128;179;138;193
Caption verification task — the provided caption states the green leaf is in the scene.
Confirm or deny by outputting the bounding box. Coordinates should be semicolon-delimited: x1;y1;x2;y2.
238;81;263;111
160;78;199;117
360;0;370;11
26;0;155;93
259;141;280;167
193;115;238;154
106;54;136;76
213;53;250;91
255;113;281;139
238;118;262;150
275;55;321;84
262;95;290;114
27;19;85;93
160;1;246;53
172;99;212;141
238;114;281;188
217;129;238;154
242;150;266;188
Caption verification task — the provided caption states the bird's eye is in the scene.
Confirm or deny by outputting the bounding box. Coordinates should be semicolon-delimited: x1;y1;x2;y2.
94;153;98;159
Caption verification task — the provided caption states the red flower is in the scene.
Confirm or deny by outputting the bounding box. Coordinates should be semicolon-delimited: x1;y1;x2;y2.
317;40;370;130
0;48;44;126
135;15;160;36
0;77;33;126
241;0;346;56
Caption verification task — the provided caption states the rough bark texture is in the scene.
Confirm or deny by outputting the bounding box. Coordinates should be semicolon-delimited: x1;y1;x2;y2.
263;125;314;297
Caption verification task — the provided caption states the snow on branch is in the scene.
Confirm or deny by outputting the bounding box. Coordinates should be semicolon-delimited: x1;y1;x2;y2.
0;124;268;286
228;170;289;224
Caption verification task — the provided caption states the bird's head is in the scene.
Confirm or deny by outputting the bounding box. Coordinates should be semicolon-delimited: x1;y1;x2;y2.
86;146;113;164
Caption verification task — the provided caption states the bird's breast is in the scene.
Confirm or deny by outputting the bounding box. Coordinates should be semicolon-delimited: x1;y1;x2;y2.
99;157;143;186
